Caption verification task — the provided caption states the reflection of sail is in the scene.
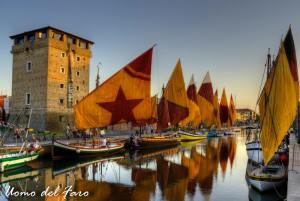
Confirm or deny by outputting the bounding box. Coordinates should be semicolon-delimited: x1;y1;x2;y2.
228;137;237;168
156;158;169;190
219;138;229;176
206;139;220;176
74;167;156;201
164;162;188;201
131;168;157;201
197;153;214;199
75;180;131;201
181;154;199;180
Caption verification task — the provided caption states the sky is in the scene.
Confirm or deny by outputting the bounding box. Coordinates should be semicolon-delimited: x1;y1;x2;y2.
0;0;300;110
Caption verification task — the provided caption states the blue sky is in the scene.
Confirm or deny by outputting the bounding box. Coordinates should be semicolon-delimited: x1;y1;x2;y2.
0;0;300;109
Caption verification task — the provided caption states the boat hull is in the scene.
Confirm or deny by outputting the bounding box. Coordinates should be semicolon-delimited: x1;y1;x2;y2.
246;141;263;163
245;160;287;192
137;136;180;150
246;174;286;192
0;152;39;172
179;131;206;141
53;141;124;159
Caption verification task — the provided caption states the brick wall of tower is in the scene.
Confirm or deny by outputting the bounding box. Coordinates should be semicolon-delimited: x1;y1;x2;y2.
10;27;92;132
46;30;91;131
10;36;48;130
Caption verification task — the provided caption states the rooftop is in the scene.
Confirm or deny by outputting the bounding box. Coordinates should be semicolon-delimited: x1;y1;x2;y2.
10;26;94;44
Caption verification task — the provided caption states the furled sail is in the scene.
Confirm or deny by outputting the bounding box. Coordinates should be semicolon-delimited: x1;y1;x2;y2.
74;47;153;129
219;89;229;126
163;60;189;126
213;90;221;128
180;75;201;127
259;42;298;165
198;72;214;127
228;94;237;127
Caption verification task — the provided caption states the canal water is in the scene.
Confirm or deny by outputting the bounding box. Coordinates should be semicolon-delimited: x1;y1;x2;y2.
0;134;287;201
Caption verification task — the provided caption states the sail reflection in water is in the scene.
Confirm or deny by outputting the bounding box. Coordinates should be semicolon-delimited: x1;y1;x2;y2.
0;135;287;201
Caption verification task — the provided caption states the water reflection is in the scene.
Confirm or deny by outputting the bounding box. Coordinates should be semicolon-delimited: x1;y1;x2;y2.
0;135;287;201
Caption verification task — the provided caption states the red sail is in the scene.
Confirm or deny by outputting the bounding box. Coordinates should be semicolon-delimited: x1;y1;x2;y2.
219;89;229;124
284;27;298;82
157;96;170;130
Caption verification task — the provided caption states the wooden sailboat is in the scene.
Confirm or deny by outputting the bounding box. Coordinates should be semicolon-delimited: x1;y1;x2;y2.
246;27;298;192
0;109;40;172
54;47;156;157
134;60;190;149
179;74;206;141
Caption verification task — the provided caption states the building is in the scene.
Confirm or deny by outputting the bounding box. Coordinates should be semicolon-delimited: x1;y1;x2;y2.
10;26;93;131
236;108;257;123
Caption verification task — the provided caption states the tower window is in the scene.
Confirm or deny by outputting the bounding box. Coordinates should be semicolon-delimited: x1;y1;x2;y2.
76;56;80;61
76;86;79;91
59;98;64;105
59;115;65;123
76;71;80;76
28;34;35;42
60;67;65;74
61;52;65;58
26;61;32;72
60;84;64;88
38;32;47;39
25;93;31;105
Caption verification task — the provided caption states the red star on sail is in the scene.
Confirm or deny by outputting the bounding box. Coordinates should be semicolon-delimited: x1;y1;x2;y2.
97;87;143;124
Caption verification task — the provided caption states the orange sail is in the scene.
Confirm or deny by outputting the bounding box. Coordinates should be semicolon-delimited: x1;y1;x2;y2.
228;94;237;127
198;72;214;127
163;60;189;126
213;90;221;128
74;47;153;129
181;75;201;127
219;89;229;126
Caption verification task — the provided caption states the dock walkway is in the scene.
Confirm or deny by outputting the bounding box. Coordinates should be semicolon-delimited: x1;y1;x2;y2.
288;134;300;201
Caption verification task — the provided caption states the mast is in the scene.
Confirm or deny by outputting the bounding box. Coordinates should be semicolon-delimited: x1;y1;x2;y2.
266;48;272;77
96;62;101;88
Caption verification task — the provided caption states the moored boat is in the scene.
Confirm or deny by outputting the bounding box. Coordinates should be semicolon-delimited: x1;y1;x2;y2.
178;130;206;141
245;160;287;192
0;151;39;172
135;134;180;150
53;140;125;159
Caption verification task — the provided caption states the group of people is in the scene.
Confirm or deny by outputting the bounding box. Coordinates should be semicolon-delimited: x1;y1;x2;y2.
65;123;109;147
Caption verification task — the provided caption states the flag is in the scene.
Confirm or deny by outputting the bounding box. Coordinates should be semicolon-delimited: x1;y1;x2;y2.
198;72;214;127
74;47;153;129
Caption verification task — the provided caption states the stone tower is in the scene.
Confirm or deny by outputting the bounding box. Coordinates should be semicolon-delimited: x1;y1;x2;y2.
10;26;93;131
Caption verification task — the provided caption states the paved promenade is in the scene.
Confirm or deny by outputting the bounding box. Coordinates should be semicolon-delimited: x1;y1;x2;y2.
288;134;300;201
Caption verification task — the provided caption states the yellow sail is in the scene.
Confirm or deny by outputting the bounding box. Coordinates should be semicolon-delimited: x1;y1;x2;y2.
164;59;189;125
213;90;221;128
259;43;298;164
180;75;201;127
